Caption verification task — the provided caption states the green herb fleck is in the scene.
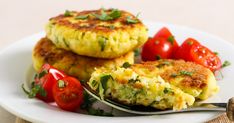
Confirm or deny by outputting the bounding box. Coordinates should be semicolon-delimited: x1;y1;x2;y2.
167;36;174;45
122;62;131;68
98;37;107;51
21;84;30;95
155;55;161;60
81;92;97;109
156;61;171;68
179;70;193;76
108;9;121;19
128;76;140;83
75;15;89;20
163;87;173;94
91;80;98;87
58;80;66;88
134;48;140;57
34;74;38;79
213;51;219;56
38;70;48;79
64;10;72;17
222;60;231;68
171;71;193;77
22;83;47;98
80;91;113;116
93;8;121;21
136;12;141;18
126;16;138;24
100;75;113;91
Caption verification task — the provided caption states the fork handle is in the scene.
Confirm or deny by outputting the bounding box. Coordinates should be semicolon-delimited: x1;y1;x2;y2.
227;97;234;121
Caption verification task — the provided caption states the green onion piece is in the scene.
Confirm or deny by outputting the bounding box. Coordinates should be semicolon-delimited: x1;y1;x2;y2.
122;62;131;68
98;37;107;51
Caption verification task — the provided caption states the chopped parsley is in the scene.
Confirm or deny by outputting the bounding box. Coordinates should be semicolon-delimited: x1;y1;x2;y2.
134;48;140;57
122;62;131;68
64;10;72;17
100;75;113;93
167;36;175;45
108;9;121;19
179;71;193;76
93;8;121;21
126;16;138;24
171;70;193;77
222;60;231;68
163;87;173;94
213;51;219;56
156;61;171;68
155;55;161;60
75;15;89;20
81;92;113;116
38;70;48;79
22;83;47;98
128;76;140;83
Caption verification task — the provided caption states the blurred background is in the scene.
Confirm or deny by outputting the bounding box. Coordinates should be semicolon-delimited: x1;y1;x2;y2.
0;0;233;122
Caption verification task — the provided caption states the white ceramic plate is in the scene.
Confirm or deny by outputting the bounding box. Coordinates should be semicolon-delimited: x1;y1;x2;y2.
0;21;234;123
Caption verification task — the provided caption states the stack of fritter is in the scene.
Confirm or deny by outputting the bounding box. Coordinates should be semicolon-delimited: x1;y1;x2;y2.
32;9;148;81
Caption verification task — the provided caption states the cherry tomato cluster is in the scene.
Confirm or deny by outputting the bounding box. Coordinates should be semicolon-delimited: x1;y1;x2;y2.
24;64;83;111
141;27;222;72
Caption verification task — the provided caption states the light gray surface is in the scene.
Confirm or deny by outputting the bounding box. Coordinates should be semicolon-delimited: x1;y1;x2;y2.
0;0;234;122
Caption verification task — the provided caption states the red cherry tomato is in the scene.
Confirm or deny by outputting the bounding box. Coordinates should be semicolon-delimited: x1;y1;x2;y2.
154;27;179;57
174;38;200;61
190;44;222;71
53;76;83;111
141;27;179;61
34;64;66;102
175;38;222;71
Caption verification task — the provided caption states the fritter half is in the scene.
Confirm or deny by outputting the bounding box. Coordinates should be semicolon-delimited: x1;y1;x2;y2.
88;67;195;110
45;9;148;58
32;37;134;81
131;60;219;100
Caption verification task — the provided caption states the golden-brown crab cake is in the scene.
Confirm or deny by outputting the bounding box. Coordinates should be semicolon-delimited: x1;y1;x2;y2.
32;37;134;81
88;67;195;110
131;60;219;100
45;9;148;58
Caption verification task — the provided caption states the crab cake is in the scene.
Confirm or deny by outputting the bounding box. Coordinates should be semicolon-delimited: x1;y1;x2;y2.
45;9;148;58
131;60;219;100
32;37;134;81
88;67;195;110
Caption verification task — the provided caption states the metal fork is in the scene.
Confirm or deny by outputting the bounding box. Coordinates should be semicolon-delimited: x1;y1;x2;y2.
83;83;234;121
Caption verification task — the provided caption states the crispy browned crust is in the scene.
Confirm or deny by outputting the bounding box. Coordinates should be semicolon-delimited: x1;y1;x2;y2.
33;37;134;80
131;59;211;89
49;9;144;33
